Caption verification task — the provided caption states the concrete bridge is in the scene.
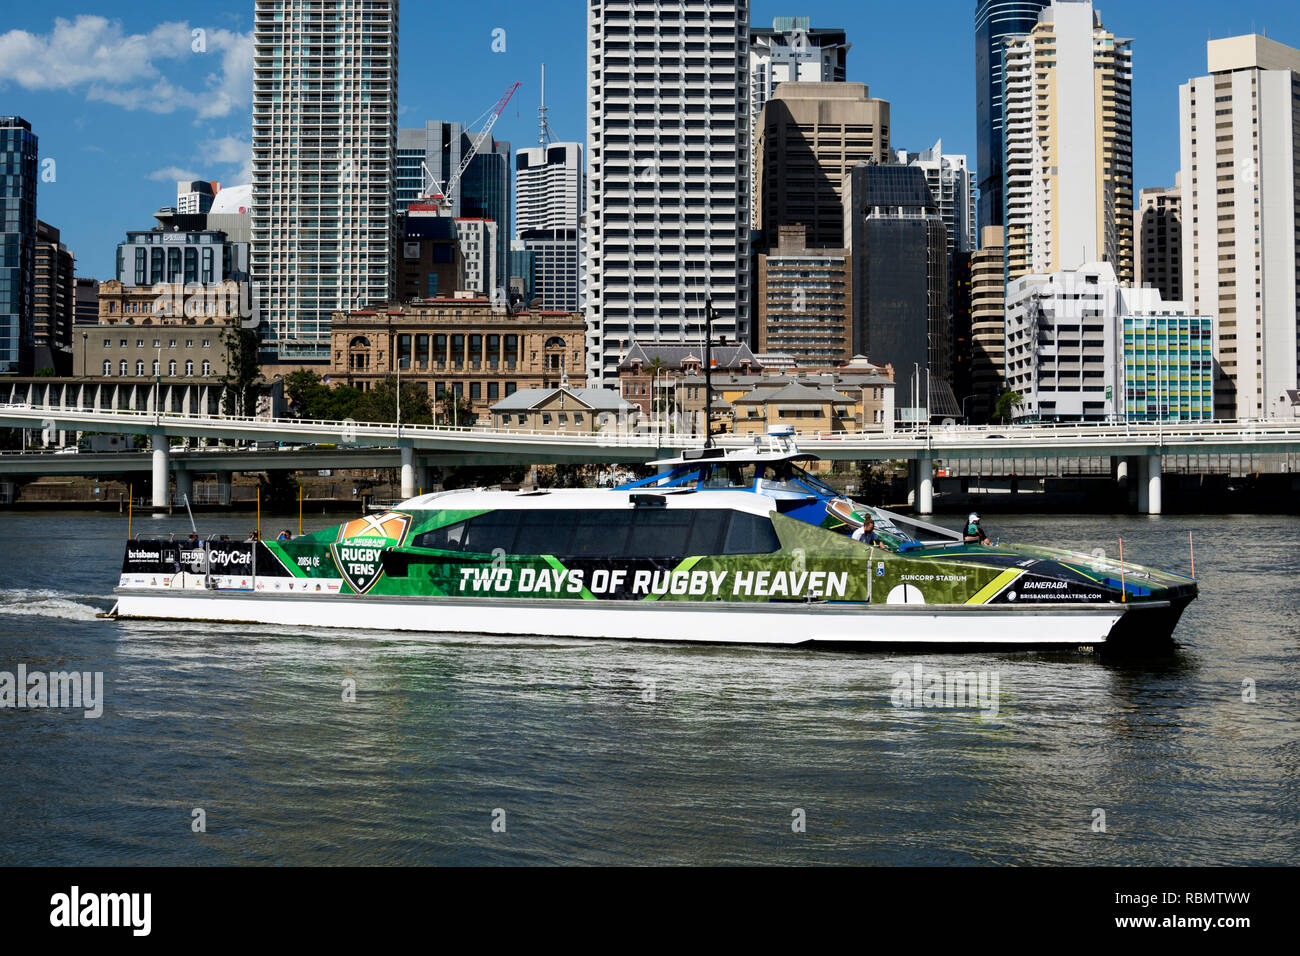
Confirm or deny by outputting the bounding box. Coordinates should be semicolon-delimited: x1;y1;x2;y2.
4;404;1300;515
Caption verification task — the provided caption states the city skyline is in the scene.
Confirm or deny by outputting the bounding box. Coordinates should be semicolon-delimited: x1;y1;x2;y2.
2;1;1297;281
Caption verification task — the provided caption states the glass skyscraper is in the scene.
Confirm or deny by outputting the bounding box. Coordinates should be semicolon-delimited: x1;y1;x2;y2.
396;122;510;299
0;116;37;374
975;0;1050;231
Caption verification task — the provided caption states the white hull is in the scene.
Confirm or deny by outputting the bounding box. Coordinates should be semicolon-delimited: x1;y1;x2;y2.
111;589;1137;649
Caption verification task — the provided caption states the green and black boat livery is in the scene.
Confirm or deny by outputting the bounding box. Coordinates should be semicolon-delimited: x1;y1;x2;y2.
111;434;1197;653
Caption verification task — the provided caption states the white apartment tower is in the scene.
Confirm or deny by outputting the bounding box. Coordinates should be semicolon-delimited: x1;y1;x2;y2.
516;142;585;311
1002;1;1133;284
896;141;978;256
1180;34;1300;419
251;0;399;360
584;0;753;385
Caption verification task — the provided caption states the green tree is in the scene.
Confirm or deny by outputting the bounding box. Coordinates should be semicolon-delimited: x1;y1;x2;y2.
34;367;56;377
437;391;476;427
353;375;434;426
993;391;1024;425
284;370;364;421
220;324;263;417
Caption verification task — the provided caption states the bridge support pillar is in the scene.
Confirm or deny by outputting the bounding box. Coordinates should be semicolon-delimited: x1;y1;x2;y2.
215;471;232;507
1136;457;1150;514
174;470;193;508
399;445;416;501
915;452;934;516
1147;454;1163;516
415;465;432;496
151;436;169;511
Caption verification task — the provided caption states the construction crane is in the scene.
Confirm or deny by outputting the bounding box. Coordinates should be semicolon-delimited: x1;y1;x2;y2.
421;82;521;215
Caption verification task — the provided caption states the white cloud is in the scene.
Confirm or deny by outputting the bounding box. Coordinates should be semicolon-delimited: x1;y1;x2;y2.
148;166;202;183
199;134;253;185
0;15;251;119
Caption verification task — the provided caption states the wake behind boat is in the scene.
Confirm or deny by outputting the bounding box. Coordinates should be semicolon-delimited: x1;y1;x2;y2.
109;430;1198;654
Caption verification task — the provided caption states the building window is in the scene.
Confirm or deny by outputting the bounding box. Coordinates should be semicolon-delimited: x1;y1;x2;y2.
119;361;128;375
136;361;145;376
185;360;194;376
169;360;177;376
152;360;160;376
470;382;481;401
201;360;211;376
103;360;112;376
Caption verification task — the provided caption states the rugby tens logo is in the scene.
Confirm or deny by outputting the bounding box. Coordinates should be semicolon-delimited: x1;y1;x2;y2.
331;511;412;594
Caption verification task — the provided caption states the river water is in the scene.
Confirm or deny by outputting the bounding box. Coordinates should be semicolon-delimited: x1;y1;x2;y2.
0;510;1295;865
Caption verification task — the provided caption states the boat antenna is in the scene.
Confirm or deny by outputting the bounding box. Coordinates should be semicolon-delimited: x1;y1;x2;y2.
183;492;197;535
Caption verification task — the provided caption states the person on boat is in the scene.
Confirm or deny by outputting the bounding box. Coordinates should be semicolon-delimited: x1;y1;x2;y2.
852;517;881;548
186;532;199;544
965;513;992;546
247;530;260;542
276;530;292;541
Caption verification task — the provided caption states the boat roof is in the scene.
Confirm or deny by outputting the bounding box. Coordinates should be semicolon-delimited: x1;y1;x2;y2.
398;487;781;517
648;431;819;468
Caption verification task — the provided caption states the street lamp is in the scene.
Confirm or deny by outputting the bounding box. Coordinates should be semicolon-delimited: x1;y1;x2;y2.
154;345;162;427
961;394;977;425
396;353;407;442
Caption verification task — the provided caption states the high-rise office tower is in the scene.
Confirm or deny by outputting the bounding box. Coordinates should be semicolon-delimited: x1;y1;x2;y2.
1002;1;1133;284
1180;34;1300;420
74;278;101;327
584;0;753;385
756;224;852;366
32;221;75;374
970;226;1008;421
843;163;960;422
1137;178;1183;303
455;218;499;296
975;0;1051;231
0;116;37;375
757;82;890;248
516;142;585;311
897;143;978;407
748;18;850;226
397;121;511;300
897;143;977;258
251;0;399;360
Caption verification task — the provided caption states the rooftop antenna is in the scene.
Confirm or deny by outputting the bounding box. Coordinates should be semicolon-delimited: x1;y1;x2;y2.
539;64;554;146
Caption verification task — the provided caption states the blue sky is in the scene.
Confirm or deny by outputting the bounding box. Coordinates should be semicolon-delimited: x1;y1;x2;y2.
2;0;1298;280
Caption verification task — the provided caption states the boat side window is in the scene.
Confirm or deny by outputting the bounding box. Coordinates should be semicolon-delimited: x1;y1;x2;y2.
723;512;782;555
570;510;632;557
411;508;779;558
514;511;575;556
414;520;469;552
630;509;694;557
460;511;522;554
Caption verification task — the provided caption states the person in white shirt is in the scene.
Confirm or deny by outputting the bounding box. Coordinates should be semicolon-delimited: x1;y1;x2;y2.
852;517;880;548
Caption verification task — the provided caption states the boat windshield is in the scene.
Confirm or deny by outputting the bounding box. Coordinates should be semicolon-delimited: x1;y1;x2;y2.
645;460;843;499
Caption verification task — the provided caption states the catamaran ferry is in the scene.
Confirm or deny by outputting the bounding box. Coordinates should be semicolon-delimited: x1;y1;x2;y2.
109;431;1197;653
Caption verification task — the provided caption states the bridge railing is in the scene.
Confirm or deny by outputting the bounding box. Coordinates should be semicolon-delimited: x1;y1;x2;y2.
4;402;1300;447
